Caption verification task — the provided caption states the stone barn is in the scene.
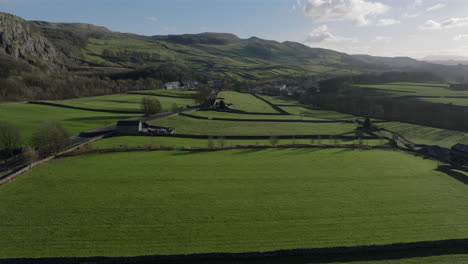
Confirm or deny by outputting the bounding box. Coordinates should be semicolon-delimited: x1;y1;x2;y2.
116;120;143;135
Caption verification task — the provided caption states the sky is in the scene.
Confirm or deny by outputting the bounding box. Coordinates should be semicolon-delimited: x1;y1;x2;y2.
2;0;468;58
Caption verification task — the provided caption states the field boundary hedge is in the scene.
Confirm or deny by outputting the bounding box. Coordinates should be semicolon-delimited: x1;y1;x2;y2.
179;113;357;123
2;238;468;264
28;101;143;114
250;93;290;114
164;134;379;140
59;144;390;158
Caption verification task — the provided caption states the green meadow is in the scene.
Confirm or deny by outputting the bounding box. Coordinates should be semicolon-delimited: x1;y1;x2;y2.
60;94;194;112
378;122;468;147
1;149;467;258
130;89;196;98
152;115;357;136
0;103;135;145
218;91;279;113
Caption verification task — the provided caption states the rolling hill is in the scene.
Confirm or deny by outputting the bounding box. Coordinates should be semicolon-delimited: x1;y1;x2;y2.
2;11;468;81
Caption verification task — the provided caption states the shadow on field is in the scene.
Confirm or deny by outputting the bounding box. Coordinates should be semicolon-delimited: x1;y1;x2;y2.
3;241;468;264
436;165;468;185
65;116;136;122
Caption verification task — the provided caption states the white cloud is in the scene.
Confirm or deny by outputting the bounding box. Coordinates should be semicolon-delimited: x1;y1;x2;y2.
305;25;336;43
291;0;302;12
303;0;389;26
374;36;392;42
426;3;445;12
146;17;158;23
420;17;468;30
305;24;357;44
412;0;423;8
376;19;400;26
454;34;468;41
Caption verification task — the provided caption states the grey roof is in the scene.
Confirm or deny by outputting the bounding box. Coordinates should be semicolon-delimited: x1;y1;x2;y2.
116;120;141;127
452;144;468;153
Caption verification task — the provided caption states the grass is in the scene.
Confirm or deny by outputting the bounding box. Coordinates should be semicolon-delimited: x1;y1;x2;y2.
60;94;194;112
219;91;279;113
91;136;385;149
258;95;300;105
131;89;196;98
354;82;468;97
151;115;357;136
0;103;136;145
418;97;468;106
190;110;327;120
1;148;468;258
328;254;468;264
377;122;468;148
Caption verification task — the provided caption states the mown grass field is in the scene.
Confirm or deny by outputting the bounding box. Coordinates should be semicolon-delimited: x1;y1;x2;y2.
1;149;467;258
131;89;196;98
91;136;384;149
378;122;468;147
418;97;468;106
192;107;361;121
329;254;468;264
0;103;135;145
152;115;357;136
355;82;457;97
60;94;194;112
219;91;279;113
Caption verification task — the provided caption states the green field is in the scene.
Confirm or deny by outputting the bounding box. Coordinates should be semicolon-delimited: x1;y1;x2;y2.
1;149;467;258
378;122;468;147
0;103;135;145
418;97;468;106
60;94;195;112
258;95;300;105
91;136;384;149
219;91;279;113
355;82;459;97
131;89;196;98
329;254;468;264
152;115;357;136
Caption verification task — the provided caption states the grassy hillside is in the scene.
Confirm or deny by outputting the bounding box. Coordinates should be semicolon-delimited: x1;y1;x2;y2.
28;21;387;80
1;149;467;257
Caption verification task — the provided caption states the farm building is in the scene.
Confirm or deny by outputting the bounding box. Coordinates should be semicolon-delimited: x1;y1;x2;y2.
450;144;468;166
164;82;181;90
116;120;143;135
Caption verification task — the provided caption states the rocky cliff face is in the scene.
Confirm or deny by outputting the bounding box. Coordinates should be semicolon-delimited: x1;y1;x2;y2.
0;12;65;70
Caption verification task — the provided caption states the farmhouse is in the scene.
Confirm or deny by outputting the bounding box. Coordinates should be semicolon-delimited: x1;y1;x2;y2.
164;82;181;90
450;144;468;166
116;120;143;135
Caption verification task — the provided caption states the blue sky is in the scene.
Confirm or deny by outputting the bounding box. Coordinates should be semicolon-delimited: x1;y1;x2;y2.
2;0;468;58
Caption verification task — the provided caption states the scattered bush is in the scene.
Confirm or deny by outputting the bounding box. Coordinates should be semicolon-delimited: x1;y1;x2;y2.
31;121;69;157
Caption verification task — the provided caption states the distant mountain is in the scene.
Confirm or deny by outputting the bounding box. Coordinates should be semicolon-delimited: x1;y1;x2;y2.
422;55;468;66
1;11;468;81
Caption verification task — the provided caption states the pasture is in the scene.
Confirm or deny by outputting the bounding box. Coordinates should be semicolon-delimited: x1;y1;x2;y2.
378;121;468;147
60;94;194;112
0;149;467;258
218;91;279;113
131;89;196;98
0;103;135;145
355;82;459;97
151;115;357;136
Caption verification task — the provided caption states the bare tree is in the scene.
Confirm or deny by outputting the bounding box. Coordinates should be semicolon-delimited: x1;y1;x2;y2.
31;121;69;157
0;121;20;157
141;97;162;116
